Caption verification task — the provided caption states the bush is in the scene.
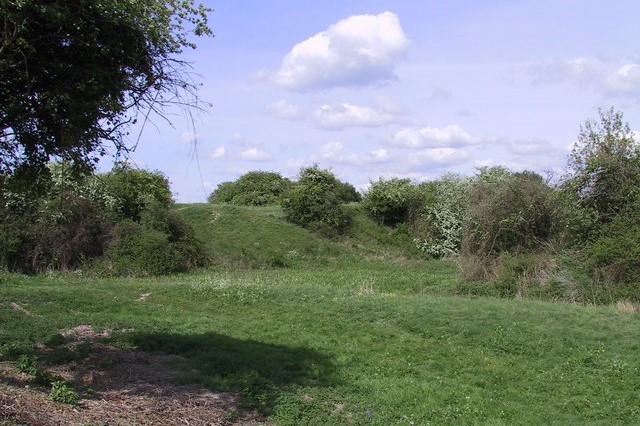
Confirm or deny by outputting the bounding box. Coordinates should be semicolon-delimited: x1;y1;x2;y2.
409;174;471;257
362;178;414;226
0;169;108;272
103;220;179;276
100;162;173;221
208;171;293;206
587;209;640;301
335;180;362;203
281;165;353;237
0;161;206;275
461;170;556;258
102;206;206;276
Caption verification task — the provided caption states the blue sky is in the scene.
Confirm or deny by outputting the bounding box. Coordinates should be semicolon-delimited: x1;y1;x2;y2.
121;0;640;202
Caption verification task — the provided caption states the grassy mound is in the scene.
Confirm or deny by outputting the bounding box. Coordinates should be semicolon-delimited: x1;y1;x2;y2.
175;203;423;270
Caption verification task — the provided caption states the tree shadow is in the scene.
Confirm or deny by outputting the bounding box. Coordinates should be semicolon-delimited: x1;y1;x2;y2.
120;331;338;414
3;330;337;418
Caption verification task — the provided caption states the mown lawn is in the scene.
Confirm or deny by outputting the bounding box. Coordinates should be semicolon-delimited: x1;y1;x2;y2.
2;261;639;425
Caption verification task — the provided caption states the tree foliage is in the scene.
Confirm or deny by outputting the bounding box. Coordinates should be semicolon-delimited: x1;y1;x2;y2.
0;0;211;176
560;107;640;297
281;165;353;237
207;171;292;206
564;107;640;233
362;178;414;226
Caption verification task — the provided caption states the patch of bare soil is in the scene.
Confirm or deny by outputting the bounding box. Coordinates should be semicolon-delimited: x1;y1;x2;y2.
0;325;269;426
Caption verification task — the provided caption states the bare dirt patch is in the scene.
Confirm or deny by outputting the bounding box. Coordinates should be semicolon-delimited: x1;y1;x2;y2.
0;325;269;426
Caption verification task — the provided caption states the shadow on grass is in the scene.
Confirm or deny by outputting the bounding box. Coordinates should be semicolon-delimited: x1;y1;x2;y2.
124;331;338;414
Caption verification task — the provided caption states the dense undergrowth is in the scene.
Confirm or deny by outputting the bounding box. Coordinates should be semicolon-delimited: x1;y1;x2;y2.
0;162;205;276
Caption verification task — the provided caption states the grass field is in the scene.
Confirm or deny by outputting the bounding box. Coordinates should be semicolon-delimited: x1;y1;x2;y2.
2;204;639;425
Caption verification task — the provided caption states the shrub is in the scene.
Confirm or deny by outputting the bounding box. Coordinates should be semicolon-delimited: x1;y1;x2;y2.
0;167;109;273
587;208;640;301
335;180;361;203
410;174;471;257
0;161;206;275
281;165;353;237
103;208;206;276
207;181;236;203
208;171;293;206
461;169;556;258
100;162;173;221
362;178;414;226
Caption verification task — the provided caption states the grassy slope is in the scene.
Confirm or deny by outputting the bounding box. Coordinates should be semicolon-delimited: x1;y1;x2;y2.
1;204;639;425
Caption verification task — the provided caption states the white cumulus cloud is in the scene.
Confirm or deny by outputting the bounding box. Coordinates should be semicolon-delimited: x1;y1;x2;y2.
238;148;272;162
320;141;345;161
314;102;401;130
389;125;482;148
211;146;226;159
265;100;305;120
262;11;409;91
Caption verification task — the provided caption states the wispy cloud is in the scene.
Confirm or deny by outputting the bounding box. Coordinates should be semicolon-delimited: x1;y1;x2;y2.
265;100;305;120
604;63;640;96
529;57;640;99
320;141;393;166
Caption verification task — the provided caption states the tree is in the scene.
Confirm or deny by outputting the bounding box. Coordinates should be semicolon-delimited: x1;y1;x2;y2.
0;0;212;176
565;107;640;227
281;165;353;237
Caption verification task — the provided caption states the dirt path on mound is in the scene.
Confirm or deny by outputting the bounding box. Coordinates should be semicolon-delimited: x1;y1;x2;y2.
0;325;270;426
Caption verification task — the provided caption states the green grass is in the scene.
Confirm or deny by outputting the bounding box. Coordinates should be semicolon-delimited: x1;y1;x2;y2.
2;204;640;424
175;203;425;270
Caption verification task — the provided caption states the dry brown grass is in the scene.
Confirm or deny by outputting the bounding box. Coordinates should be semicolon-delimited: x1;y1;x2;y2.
615;300;640;314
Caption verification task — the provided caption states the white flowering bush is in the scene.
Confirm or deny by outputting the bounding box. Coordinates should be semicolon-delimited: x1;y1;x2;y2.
410;174;471;257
